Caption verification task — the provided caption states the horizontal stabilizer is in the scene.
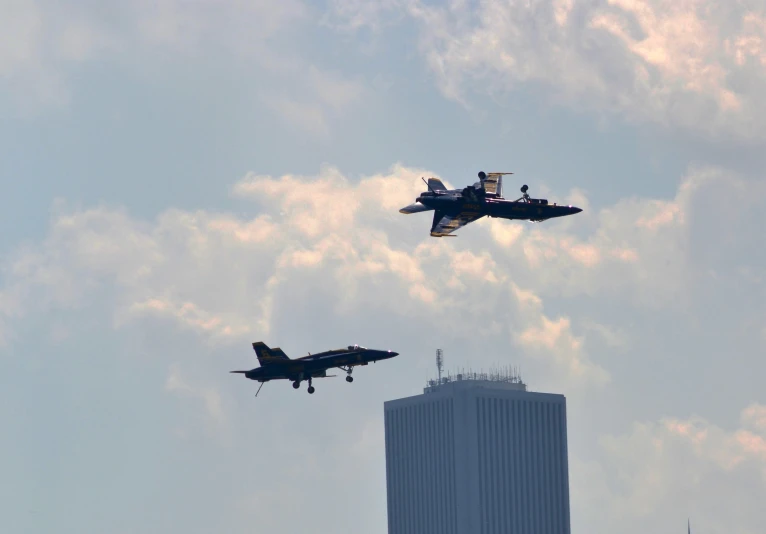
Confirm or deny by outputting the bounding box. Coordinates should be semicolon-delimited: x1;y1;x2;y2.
399;202;434;214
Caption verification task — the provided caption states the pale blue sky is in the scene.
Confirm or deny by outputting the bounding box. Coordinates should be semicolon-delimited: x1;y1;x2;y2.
2;1;766;533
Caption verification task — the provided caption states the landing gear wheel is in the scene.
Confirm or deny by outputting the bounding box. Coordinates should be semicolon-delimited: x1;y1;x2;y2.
307;386;315;394
344;366;354;382
292;381;300;389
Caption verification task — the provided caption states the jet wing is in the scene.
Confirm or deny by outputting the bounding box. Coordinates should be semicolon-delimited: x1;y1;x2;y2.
430;210;485;236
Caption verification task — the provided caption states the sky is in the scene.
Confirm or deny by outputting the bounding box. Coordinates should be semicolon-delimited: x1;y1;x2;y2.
1;0;766;533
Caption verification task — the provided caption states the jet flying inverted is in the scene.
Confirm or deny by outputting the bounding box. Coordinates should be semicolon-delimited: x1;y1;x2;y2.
231;342;399;396
400;171;582;236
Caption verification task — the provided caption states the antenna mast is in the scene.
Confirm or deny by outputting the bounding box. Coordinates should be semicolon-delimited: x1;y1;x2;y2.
436;349;443;383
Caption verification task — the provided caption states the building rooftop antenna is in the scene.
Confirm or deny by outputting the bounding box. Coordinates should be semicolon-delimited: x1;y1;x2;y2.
436;349;443;383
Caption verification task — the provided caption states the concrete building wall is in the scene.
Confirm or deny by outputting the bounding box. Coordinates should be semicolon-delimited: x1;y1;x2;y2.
384;380;571;534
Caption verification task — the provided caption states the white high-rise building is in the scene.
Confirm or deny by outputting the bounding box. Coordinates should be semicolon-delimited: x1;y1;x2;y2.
383;370;571;534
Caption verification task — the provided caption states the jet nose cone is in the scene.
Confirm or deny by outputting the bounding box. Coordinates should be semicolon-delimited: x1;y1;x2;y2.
569;206;582;214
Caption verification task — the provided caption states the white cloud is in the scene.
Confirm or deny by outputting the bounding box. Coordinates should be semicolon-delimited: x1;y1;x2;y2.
165;363;226;424
0;164;620;391
257;93;336;138
513;283;611;388
472;164;766;323
0;0;367;131
0;0;118;112
135;0;307;49
742;403;766;433
3;164;763;395
307;65;365;112
124;297;253;341
255;65;367;138
330;0;766;140
323;0;405;33
572;404;766;533
2;161;766;533
580;319;628;349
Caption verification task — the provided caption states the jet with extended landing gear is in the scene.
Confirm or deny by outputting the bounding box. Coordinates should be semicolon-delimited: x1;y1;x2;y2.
230;341;399;396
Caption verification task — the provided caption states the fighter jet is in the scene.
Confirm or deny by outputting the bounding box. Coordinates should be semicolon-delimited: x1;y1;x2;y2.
400;171;582;236
230;341;399;396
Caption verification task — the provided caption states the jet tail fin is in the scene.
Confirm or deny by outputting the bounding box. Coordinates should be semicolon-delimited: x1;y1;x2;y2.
427;178;447;191
252;342;290;365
